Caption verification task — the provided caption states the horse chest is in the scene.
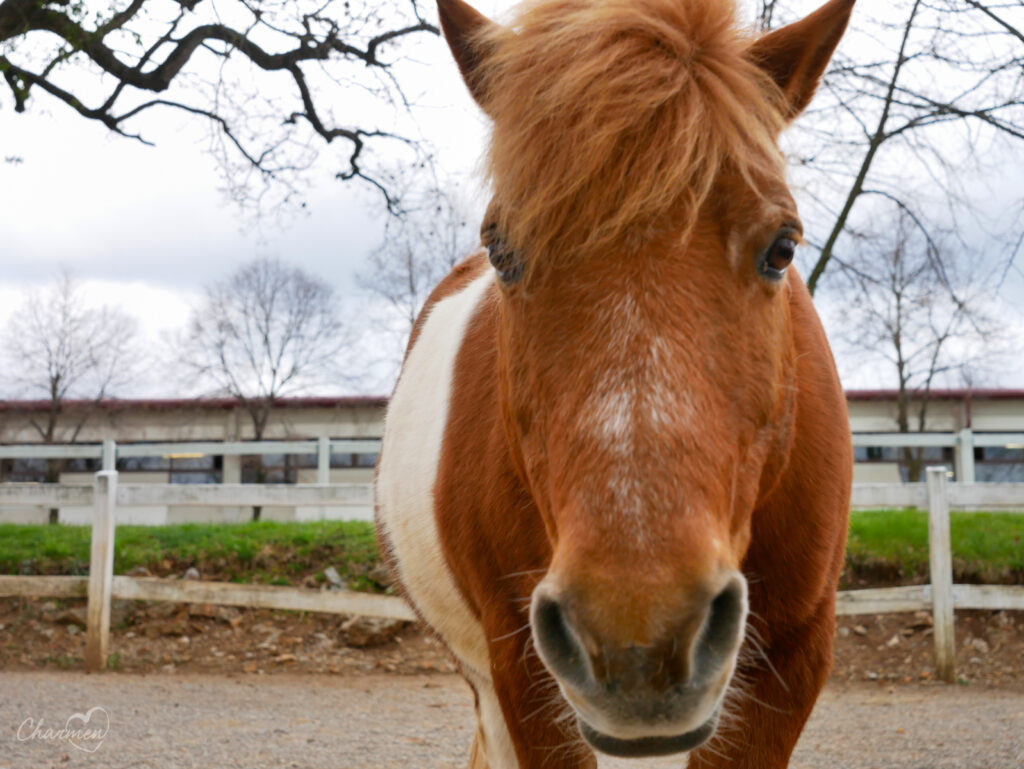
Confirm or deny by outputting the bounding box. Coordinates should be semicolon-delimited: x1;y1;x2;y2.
376;268;495;677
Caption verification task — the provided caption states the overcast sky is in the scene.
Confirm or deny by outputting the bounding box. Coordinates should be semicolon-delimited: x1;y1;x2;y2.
1;0;1021;397
0;0;494;399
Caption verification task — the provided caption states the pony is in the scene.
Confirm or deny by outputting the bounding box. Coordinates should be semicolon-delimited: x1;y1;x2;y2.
375;0;855;766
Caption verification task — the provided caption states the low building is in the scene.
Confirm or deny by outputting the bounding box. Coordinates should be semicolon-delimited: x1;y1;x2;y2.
847;389;1024;484
0;396;385;524
1;389;1022;523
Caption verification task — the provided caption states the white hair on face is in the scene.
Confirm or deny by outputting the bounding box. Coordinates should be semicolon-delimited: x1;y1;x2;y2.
574;292;697;538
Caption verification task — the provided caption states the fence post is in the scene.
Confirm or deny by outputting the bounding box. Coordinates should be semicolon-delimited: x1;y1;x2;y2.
101;439;116;472
317;437;331;485
85;471;117;672
312;437;332;522
955;428;975;484
926;467;956;683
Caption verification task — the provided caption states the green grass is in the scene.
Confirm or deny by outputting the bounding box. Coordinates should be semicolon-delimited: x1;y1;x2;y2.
846;508;1024;585
0;520;380;588
2;510;1022;589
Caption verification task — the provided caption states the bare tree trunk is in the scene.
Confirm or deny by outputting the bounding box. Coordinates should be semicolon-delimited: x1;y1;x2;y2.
177;257;348;522
805;0;923;295
902;446;923;484
895;373;923;482
249;399;273;522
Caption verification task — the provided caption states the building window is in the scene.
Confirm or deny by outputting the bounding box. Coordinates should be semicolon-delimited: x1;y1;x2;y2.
974;443;1024;482
241;454;296;484
355;452;379;468
0;458;50;483
117;455;171;472
855;445;897;462
169;454;222;484
330;452;379;469
62;458;102;473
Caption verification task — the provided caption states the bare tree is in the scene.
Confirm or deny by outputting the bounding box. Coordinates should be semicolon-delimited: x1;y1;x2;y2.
752;0;1024;294
180;257;348;518
2;272;139;522
357;177;480;361
830;208;1004;481
0;0;438;215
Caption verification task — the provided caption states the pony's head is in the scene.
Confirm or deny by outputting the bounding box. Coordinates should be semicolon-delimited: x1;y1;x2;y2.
439;0;854;756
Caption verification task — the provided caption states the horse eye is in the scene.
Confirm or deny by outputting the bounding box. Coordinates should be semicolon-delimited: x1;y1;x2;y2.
757;233;798;281
484;224;523;284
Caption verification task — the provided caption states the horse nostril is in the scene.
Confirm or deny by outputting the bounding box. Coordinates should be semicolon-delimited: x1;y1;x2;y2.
531;593;591;688
695;576;747;673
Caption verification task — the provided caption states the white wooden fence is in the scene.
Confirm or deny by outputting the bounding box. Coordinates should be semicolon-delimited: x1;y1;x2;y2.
0;472;414;672
1;468;1023;679
842;468;1024;681
0;438;385;524
0;437;383;472
849;429;1024;483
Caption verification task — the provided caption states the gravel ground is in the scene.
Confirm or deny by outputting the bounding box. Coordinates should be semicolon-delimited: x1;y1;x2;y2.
2;673;1023;769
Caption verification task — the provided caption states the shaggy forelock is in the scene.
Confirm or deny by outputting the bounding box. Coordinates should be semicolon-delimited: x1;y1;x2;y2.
475;0;788;265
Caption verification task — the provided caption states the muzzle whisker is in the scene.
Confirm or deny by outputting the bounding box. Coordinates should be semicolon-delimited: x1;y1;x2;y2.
534;730;589;763
491;622;532;642
741;622;790;694
521;696;563;723
696;737;735;764
499;568;549;580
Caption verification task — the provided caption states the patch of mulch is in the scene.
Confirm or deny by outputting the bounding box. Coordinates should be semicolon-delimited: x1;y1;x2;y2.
0;596;455;677
840;559;1024;590
833;610;1024;691
1;597;1021;692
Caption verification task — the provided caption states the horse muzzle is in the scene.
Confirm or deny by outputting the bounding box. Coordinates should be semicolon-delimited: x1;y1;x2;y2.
529;571;748;757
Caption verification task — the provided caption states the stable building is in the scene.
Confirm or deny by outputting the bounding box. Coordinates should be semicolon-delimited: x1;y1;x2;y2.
846;389;1024;484
1;389;1022;523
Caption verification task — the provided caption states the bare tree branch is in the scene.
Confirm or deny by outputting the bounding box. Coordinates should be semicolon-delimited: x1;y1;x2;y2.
0;272;141;521
962;0;1024;44
830;207;1007;479
805;0;925;294
780;0;1024;294
0;0;439;215
177;257;352;517
357;175;480;348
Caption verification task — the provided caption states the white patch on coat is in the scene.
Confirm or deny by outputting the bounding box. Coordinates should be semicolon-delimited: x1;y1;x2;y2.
376;269;493;675
465;667;520;769
376;268;519;769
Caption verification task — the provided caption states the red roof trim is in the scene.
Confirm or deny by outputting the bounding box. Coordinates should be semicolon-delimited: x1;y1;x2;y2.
0;395;389;413
1;389;1023;413
845;388;1024;401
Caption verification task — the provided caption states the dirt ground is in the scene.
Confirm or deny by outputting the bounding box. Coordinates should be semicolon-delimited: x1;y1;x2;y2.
2;671;1023;769
3;597;1024;768
1;597;1022;691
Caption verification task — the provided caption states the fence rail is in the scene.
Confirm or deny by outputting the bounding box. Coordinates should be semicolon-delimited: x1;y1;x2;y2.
116;483;373;508
0;438;383;524
0;437;382;460
1;469;1023;678
0;429;1021;487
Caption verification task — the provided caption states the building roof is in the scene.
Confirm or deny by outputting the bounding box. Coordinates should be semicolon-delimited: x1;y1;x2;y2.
0;395;389;413
845;389;1024;401
1;389;1022;414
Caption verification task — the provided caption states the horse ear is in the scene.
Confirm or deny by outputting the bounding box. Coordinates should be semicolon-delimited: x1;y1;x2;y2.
437;0;499;111
747;0;855;121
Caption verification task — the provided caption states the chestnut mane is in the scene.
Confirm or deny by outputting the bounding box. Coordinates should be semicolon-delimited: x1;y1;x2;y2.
476;0;789;263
